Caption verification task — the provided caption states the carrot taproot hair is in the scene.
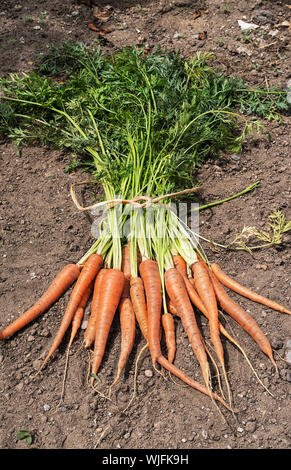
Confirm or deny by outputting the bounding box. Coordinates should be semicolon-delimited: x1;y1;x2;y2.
211;263;291;316
83;268;107;349
162;312;176;364
36;254;103;374
209;269;277;369
130;276;148;340
164;267;211;389
0;263;80;341
139;259;162;369
90;268;125;382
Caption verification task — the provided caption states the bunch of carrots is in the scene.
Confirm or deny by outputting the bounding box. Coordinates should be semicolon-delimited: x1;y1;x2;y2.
1;201;290;415
0;45;290;416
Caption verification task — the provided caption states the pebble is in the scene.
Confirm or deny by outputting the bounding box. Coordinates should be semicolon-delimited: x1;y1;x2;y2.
201;429;208;439
27;335;35;342
245;421;257;433
231;154;241;161
237;427;244;433
33;25;41;30
144;369;153;378
43;404;51;411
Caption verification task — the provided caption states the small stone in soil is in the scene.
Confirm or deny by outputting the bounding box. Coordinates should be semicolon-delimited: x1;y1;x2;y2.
144;369;153;378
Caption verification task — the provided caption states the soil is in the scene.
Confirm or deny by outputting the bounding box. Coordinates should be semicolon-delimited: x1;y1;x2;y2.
0;0;290;451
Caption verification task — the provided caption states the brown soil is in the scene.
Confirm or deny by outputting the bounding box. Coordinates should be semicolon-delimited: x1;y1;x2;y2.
0;0;290;450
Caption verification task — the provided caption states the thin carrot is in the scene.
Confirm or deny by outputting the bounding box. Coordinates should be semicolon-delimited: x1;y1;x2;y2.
109;297;136;393
130;276;148;340
69;281;93;348
90;268;125;382
192;261;232;405
36;254;103;374
139;259;162;369
172;254;188;278
164;267;211;389
121;243;131;281
121;243;131;299
209;269;277;369
166;295;178;317
84;268;107;349
211;263;291;316
162;312;176;363
0;264;80;340
58;281;93;405
192;261;225;369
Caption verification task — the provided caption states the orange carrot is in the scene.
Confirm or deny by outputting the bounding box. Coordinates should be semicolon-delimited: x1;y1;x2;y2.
164;267;210;388
37;254;103;373
166;295;178;317
209;269;277;368
211;263;291;316
111;297;136;389
130;276;148;340
174;256;211;319
162;312;176;363
69;281;93;348
84;268;107;348
192;261;225;369
121;244;131;299
121;244;131;281
172;254;188;278
91;268;125;381
0;264;80;340
139;259;162;368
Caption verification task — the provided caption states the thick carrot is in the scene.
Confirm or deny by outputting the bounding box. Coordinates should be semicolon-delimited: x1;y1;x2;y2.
209;269;277;367
130;276;148;340
164;267;210;388
37;254;103;373
0;264;80;340
110;297;136;390
192;261;225;369
91;268;125;381
162;312;176;363
84;268;107;348
211;263;291;315
139;259;162;368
